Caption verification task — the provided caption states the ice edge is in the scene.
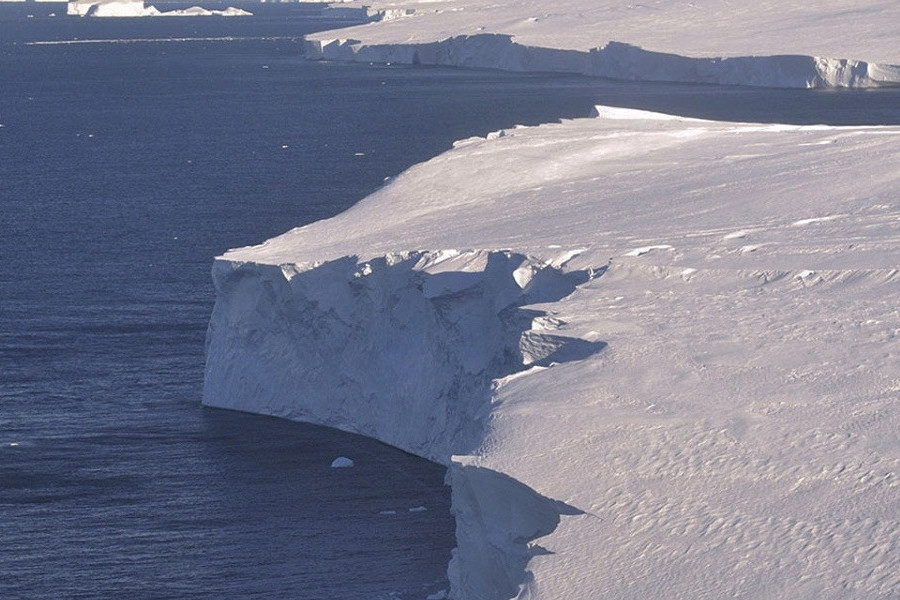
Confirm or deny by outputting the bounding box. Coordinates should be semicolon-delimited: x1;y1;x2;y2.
303;34;900;89
202;250;604;599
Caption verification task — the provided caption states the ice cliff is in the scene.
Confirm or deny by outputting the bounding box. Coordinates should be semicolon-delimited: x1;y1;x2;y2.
305;35;900;89
204;250;602;599
204;250;596;464
302;0;900;88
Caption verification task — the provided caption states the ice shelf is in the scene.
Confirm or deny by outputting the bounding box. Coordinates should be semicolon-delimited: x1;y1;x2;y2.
204;3;900;597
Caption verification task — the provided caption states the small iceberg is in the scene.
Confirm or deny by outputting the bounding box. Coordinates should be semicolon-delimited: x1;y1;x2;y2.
330;456;354;468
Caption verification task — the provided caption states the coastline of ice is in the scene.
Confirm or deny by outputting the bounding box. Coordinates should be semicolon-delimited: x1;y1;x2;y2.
204;3;900;598
305;34;900;89
299;1;900;89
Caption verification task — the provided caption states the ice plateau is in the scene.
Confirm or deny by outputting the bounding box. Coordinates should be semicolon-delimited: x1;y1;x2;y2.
203;3;900;599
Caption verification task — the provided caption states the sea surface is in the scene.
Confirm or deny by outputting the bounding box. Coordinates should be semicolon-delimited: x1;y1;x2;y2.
3;9;900;600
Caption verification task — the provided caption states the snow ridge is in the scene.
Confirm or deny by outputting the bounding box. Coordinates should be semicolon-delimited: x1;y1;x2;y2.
304;34;900;88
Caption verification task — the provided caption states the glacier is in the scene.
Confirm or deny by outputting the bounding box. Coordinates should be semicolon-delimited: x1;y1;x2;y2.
204;2;900;599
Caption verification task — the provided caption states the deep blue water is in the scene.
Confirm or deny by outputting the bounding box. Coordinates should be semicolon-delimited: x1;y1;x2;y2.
0;14;627;600
3;10;900;600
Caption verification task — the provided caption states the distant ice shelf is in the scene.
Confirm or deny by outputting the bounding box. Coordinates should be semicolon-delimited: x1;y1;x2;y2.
66;0;251;17
304;34;900;89
299;0;900;89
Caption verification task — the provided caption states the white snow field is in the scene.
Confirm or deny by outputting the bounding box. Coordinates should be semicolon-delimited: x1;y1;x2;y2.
203;3;900;599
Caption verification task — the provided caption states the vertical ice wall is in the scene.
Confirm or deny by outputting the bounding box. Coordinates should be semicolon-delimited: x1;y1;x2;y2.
304;34;900;88
203;249;602;598
204;249;597;461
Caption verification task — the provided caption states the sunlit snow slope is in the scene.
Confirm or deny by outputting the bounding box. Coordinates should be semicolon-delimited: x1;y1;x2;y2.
205;107;900;599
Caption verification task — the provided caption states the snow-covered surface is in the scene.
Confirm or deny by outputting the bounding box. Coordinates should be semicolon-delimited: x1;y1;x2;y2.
206;107;900;598
66;0;250;17
203;3;900;598
304;0;900;88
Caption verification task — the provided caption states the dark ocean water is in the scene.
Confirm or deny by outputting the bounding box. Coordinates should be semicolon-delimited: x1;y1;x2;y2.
0;13;631;600
3;10;900;600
